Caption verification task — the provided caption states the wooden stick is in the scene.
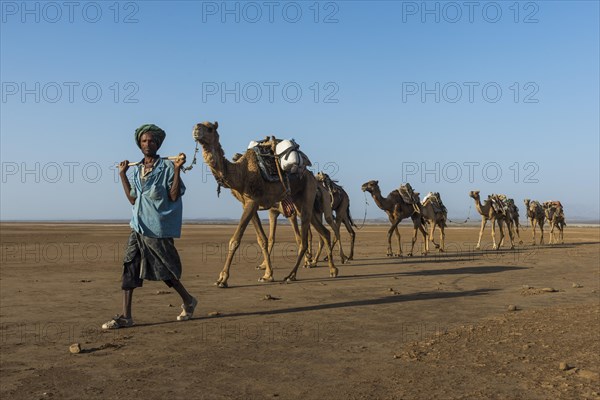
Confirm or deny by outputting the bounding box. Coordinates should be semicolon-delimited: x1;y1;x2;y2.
126;156;180;167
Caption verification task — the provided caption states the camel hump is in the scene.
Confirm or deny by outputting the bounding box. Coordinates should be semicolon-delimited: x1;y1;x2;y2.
421;192;434;205
543;200;563;210
423;191;447;214
489;194;510;215
398;183;419;205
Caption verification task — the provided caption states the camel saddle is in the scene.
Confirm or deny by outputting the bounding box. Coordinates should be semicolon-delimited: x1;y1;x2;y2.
398;183;420;205
422;192;447;214
505;198;519;215
250;143;280;183
489;194;509;216
544;200;563;209
249;138;311;183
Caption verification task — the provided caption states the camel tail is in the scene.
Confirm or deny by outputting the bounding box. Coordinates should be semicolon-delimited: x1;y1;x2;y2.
348;206;357;227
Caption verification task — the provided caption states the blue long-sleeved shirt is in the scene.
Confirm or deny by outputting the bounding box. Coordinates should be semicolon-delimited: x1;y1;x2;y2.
129;157;185;238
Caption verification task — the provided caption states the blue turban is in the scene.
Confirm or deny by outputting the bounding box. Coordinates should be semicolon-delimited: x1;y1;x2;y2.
135;124;166;149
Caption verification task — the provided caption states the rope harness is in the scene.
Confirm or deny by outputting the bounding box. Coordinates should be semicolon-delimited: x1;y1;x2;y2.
181;142;200;173
446;204;472;224
355;191;370;230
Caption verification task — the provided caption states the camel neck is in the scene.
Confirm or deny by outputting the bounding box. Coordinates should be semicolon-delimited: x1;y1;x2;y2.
473;197;487;216
371;187;391;210
201;141;234;189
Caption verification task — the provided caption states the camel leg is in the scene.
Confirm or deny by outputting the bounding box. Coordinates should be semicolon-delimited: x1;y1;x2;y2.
530;218;537;245
289;214;302;246
408;226;418;257
341;216;355;260
476;218;487;250
408;216;427;256
439;224;445;252
386;223;394;257
310;212;338;278
251;214;274;282
394;225;403;257
258;208;279;270
430;223;440;249
539;222;544;245
305;224;316;265
314;210;334;263
314;235;324;263
549;223;555;245
506;220;515;249
325;206;348;264
283;206;311;282
558;223;564;244
283;210;338;281
284;183;339;281
322;196;348;264
559;225;564;244
312;213;324;263
515;219;522;244
491;219;501;250
292;215;315;268
419;221;428;255
387;221;401;257
216;203;258;288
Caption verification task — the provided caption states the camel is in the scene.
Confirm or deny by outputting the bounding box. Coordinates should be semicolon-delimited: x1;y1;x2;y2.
313;172;356;261
361;180;428;257
231;152;313;267
193;121;338;287
258;182;349;270
524;199;545;245
543;201;566;244
420;192;447;252
507;198;522;244
231;153;348;268
469;191;514;250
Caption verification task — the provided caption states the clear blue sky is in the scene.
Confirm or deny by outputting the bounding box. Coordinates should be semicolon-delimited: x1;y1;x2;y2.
1;1;599;221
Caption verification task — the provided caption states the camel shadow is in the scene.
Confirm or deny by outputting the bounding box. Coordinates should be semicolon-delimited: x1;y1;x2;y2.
218;288;500;319
231;265;526;288
308;246;538;267
329;256;478;268
131;288;498;327
398;265;528;276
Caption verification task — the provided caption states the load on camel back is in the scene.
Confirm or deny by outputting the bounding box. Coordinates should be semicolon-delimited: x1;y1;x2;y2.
488;194;516;216
251;137;310;217
247;137;311;178
232;137;312;218
422;192;448;215
398;182;421;214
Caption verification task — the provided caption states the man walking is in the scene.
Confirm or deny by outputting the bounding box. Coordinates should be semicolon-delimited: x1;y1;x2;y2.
102;124;197;329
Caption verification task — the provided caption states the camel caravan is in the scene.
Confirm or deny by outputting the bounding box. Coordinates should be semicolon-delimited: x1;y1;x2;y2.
191;122;566;285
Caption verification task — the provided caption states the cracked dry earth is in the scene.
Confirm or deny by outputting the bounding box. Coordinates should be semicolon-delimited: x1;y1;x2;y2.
1;224;598;399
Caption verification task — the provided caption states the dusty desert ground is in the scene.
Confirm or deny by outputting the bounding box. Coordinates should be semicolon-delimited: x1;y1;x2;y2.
1;222;599;399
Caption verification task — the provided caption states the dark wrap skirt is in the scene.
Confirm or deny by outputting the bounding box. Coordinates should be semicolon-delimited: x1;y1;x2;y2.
121;231;182;289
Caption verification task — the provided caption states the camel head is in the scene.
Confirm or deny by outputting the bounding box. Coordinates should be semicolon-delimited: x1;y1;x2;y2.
315;172;327;182
316;172;337;188
524;198;530;207
192;121;219;145
469;190;480;200
361;180;379;193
